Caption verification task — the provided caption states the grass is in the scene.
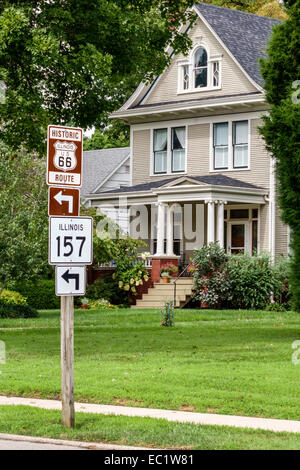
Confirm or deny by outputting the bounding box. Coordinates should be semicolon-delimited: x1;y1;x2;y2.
2;405;300;450
0;308;300;420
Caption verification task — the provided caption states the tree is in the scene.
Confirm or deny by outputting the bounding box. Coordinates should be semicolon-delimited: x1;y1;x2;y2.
0;0;196;155
259;0;300;310
0;149;49;294
202;0;288;18
83;121;129;151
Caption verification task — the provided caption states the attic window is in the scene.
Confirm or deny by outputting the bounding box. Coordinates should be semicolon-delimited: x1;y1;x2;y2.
194;47;208;88
178;46;222;94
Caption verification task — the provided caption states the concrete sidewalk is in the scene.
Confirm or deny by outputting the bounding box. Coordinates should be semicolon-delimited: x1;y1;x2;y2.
1;395;300;434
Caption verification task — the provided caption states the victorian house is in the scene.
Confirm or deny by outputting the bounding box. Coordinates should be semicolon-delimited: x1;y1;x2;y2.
84;3;289;306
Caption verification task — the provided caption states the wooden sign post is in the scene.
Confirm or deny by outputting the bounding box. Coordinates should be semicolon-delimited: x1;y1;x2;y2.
60;295;75;428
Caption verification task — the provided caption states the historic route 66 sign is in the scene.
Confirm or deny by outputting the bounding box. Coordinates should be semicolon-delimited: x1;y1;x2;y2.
53;141;77;172
47;125;83;187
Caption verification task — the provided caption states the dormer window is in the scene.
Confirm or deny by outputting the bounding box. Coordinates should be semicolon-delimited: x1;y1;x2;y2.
178;45;222;94
194;47;208;88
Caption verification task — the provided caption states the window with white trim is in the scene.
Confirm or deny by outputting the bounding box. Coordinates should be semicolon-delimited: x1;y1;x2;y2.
153;128;168;174
233;120;249;168
212;120;249;171
172;127;186;172
194;47;208;88
213;122;228;170
178;46;222;93
153;127;186;175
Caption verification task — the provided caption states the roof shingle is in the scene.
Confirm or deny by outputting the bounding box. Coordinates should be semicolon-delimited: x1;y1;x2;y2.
196;2;281;87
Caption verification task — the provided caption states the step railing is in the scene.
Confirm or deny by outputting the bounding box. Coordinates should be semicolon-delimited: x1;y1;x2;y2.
173;263;194;307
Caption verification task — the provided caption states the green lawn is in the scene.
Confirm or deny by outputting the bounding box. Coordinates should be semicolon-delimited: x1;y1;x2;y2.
0;308;300;420
2;405;300;450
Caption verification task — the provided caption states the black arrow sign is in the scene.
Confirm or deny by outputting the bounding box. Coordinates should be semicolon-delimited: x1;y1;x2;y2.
62;269;80;290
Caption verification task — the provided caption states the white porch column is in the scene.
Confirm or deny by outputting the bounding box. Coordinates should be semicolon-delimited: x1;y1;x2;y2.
206;200;215;244
216;201;226;248
156;202;166;256
166;205;174;256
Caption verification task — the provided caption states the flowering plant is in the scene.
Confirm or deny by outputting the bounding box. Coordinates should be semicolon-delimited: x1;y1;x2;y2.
160;263;178;276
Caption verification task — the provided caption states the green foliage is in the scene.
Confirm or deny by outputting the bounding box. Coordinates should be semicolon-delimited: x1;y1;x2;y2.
86;299;118;310
86;276;128;306
160;301;174;327
260;0;300;310
226;253;276;310
83;121;129;151
193;242;228;276
265;302;288;312
0;149;49;290
202;0;287;17
0;303;38;318
0;0;196;154
192;245;290;310
8;279;60;310
0;289;27;306
193;270;230;308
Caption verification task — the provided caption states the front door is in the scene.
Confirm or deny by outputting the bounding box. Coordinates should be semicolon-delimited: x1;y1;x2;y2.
228;221;249;255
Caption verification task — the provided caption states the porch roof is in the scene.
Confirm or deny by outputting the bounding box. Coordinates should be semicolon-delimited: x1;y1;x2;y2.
86;174;268;207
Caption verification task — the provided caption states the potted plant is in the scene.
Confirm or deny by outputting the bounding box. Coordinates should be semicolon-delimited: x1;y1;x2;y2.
160;263;178;283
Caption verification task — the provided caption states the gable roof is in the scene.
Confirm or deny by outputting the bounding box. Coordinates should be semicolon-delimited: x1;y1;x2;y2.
114;3;281;116
100;174;264;195
196;2;281;88
81;147;130;196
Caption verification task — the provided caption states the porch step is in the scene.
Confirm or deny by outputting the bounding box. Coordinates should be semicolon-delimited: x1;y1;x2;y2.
131;277;193;309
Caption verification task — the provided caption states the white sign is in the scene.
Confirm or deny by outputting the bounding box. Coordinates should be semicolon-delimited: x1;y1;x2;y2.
56;266;86;296
53;141;78;172
49;216;93;265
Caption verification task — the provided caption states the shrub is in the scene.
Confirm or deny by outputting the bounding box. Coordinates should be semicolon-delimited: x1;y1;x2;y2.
193;242;228;276
0;304;38;318
193;270;230;309
265;302;287;313
271;255;291;304
160;301;174;327
88;299;118;310
226;253;276;310
86;276;128;306
0;289;27;305
7;279;60;310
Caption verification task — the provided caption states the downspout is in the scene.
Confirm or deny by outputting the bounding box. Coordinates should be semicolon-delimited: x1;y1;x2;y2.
269;157;276;263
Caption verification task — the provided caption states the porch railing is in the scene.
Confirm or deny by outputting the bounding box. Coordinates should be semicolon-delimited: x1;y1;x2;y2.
173;263;193;307
97;257;152;269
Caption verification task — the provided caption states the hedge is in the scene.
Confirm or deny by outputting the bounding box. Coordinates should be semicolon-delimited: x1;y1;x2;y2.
0;304;38;318
8;279;60;310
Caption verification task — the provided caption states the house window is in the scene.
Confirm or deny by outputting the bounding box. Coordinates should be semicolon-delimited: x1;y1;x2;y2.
152;127;186;175
213;61;220;87
153;128;167;174
233;121;249;168
213;122;228;169
172;127;186;172
194;47;208;88
183;65;189;90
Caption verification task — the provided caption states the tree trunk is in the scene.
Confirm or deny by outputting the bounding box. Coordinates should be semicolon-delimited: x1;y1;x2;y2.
0;276;8;296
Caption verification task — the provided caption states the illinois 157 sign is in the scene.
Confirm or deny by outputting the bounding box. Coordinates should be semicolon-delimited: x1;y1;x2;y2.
47;125;83;187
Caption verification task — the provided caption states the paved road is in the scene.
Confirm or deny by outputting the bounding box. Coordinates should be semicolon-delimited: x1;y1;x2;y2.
0;439;85;450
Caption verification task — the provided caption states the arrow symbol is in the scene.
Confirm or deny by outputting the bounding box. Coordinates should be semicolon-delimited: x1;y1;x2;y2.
62;269;80;290
53;190;73;213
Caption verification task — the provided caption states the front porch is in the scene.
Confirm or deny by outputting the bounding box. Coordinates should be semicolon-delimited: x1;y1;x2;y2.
86;174;269;289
